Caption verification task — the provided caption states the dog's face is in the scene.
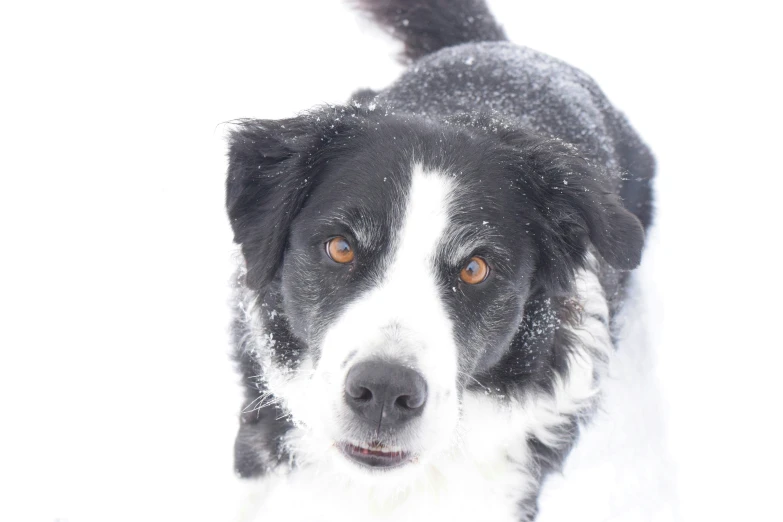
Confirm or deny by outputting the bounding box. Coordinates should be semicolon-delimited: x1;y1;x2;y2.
227;107;643;475
277;158;537;470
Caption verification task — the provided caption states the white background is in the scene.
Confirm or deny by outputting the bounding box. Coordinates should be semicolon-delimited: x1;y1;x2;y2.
1;1;781;520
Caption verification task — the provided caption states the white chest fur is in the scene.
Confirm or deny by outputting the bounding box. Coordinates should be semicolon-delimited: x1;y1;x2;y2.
236;394;534;522
236;453;525;522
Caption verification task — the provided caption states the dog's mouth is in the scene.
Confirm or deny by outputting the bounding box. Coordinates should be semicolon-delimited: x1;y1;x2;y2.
338;441;413;469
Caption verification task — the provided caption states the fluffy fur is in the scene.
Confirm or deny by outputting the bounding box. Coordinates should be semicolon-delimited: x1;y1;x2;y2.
224;1;654;520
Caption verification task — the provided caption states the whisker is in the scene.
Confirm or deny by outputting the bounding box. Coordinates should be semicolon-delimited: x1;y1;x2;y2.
458;370;489;391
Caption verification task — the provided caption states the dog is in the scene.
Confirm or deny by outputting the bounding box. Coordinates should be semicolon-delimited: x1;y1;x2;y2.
225;0;654;520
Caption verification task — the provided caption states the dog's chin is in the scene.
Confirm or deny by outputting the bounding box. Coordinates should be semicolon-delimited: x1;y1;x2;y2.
338;441;417;470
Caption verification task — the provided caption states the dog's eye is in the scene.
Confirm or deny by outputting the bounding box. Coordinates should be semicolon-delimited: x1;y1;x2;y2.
460;256;489;284
326;236;355;264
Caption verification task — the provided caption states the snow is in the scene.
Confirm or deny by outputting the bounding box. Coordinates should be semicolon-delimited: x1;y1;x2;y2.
0;1;781;521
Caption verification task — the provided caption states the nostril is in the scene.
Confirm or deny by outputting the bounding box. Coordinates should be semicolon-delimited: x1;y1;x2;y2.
395;393;425;410
346;383;373;402
355;387;372;402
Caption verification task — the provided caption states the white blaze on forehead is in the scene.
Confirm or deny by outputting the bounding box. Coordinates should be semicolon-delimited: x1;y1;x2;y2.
347;164;453;337
378;165;454;332
396;165;452;264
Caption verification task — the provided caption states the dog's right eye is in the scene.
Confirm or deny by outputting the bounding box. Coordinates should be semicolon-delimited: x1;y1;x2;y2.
326;236;355;264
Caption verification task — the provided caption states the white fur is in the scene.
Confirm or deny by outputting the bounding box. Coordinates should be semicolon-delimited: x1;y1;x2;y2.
236;165;615;520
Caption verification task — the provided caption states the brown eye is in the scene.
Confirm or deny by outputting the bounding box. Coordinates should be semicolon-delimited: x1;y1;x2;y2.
326;236;355;264
459;256;489;284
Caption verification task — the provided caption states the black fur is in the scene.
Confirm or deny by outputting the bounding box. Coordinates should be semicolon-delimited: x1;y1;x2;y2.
226;0;654;518
228;109;645;295
355;0;507;62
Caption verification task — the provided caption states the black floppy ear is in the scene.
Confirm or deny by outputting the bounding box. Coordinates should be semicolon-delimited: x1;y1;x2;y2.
497;127;645;291
572;186;645;270
226;108;350;288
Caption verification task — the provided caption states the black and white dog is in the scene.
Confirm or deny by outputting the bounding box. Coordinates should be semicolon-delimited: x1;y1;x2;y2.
225;0;654;520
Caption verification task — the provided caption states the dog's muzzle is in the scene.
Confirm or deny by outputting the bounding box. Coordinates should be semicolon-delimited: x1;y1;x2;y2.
340;360;427;468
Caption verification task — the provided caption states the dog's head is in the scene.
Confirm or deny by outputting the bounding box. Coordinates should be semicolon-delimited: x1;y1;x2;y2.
227;106;643;475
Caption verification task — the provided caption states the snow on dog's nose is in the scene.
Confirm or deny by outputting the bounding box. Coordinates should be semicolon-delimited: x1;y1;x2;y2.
344;360;428;429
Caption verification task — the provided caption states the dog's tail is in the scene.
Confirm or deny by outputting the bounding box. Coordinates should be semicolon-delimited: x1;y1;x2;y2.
353;0;507;62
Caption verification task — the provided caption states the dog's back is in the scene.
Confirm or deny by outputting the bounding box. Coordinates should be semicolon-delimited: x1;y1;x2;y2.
358;0;655;230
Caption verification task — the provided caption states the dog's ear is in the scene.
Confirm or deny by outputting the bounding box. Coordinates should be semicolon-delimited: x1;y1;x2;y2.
492;124;645;292
226;108;351;288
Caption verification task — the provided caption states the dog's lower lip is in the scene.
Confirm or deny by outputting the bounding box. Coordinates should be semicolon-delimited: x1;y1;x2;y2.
339;442;412;468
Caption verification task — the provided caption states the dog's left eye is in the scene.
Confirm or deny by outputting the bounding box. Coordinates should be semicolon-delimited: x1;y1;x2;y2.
460;256;490;284
325;236;355;264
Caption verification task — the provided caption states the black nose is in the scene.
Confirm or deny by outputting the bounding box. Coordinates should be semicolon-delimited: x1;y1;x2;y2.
344;360;428;429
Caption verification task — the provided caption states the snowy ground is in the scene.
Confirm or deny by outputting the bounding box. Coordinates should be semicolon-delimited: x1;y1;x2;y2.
1;1;781;521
